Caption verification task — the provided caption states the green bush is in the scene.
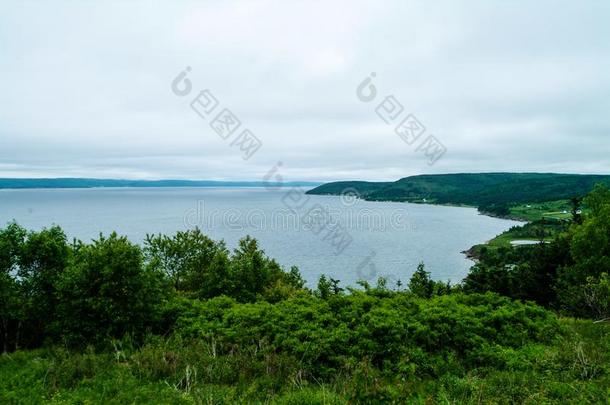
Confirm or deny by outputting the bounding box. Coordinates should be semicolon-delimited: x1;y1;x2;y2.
172;292;560;380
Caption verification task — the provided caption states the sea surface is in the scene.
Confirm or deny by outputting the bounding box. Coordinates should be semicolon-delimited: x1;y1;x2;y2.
0;187;522;287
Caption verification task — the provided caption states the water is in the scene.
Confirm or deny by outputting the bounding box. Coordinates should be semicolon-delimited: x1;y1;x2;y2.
0;187;521;287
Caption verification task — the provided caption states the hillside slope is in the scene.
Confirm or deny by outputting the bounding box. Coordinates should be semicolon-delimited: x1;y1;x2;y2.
306;173;610;208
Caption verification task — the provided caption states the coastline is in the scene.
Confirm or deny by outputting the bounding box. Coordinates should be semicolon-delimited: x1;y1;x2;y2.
309;192;531;262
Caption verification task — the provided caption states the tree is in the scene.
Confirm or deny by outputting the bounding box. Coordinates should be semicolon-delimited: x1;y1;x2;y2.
583;183;610;217
146;231;305;302
229;236;288;302
0;223;71;350
145;228;231;297
569;196;583;225
583;273;610;321
287;266;306;289
570;188;610;275
0;272;19;353
0;222;26;352
409;262;434;298
18;225;69;345
316;275;332;299
478;203;510;217
557;184;610;316
55;233;165;345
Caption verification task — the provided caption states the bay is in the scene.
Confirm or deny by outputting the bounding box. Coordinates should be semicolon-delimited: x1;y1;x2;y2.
0;187;521;286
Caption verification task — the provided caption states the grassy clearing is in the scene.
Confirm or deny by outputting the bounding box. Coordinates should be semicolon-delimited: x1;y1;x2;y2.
467;200;575;253
470;220;564;254
509;200;573;222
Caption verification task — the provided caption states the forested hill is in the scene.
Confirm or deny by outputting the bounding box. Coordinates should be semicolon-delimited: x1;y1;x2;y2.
306;173;610;207
0;178;320;189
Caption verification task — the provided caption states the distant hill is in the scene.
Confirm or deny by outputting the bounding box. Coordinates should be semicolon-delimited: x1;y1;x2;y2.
0;178;321;189
306;173;610;208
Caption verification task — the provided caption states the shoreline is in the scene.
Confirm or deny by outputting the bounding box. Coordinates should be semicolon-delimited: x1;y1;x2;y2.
309;192;531;262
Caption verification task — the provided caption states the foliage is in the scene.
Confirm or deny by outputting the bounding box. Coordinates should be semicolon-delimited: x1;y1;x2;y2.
0;223;70;350
172;292;559;381
483;219;566;249
144;229;231;295
478;202;510;217
408;262;434;298
582;273;610;321
307;173;610;216
1;305;609;404
0;224;306;351
508;199;575;222
464;183;610;319
53;233;166;346
145;231;303;303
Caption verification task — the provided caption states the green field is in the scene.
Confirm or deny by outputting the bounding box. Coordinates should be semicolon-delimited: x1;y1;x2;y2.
479;200;587;250
509;200;574;222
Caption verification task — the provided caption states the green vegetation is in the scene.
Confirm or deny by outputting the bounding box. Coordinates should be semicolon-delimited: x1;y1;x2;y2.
509;200;574;222
464;185;610;311
465;220;564;256
468;199;587;253
307;173;610;221
1;184;610;403
3;297;610;404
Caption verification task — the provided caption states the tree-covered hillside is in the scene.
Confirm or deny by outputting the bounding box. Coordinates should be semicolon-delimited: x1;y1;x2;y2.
307;173;610;211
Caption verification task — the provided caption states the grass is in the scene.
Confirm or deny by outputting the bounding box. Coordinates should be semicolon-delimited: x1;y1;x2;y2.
509;200;574;222
486;233;548;249
470;200;576;251
1;319;609;404
487;223;560;248
0;348;346;404
465;218;566;259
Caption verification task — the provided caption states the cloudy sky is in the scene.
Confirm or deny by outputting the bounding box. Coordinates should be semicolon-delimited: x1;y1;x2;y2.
1;0;609;181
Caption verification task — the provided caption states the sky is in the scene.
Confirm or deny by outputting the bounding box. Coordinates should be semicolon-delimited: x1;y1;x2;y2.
0;0;609;182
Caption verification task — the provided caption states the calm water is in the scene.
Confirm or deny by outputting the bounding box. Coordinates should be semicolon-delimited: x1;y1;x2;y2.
0;187;521;287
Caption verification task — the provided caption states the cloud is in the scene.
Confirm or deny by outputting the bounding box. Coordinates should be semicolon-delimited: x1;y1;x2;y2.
0;0;608;181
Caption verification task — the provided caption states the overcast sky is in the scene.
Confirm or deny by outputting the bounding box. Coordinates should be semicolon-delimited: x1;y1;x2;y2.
1;0;609;181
